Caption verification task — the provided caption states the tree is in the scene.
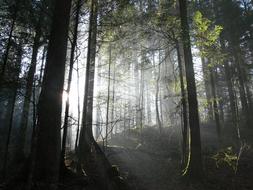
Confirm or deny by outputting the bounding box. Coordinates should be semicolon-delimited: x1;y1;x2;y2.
78;1;121;189
176;40;188;168
61;0;82;167
155;50;162;133
33;0;72;187
193;11;224;143
105;43;112;149
2;42;23;179
78;0;98;167
16;9;44;160
0;0;19;82
179;0;203;178
214;0;252;127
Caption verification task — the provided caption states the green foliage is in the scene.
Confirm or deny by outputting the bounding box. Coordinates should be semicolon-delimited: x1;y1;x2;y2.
152;13;181;39
194;11;211;33
194;11;223;47
193;11;225;67
212;147;238;172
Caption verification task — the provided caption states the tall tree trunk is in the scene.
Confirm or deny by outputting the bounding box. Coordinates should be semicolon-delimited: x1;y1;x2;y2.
78;0;98;173
215;68;225;127
239;53;253;115
179;0;203;178
2;44;22;180
95;57;102;140
16;25;41;160
61;0;81;166
201;57;213;121
176;41;188;169
140;54;145;136
33;0;72;186
209;65;221;143
245;82;253;112
134;54;140;128
105;43;112;149
123;103;127;133
159;52;164;126
224;60;237;122
110;58;116;134
2;89;17;180
75;59;81;152
78;0;98;162
0;1;19;82
233;46;250;126
78;2;120;189
155;52;162;133
220;38;239;139
146;84;152;125
39;46;47;85
26;80;38;190
159;85;164;125
132;52;141;127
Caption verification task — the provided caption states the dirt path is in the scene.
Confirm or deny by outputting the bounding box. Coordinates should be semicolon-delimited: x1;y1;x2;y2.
106;145;180;190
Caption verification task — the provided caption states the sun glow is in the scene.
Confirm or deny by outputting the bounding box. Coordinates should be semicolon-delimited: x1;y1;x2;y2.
62;82;82;116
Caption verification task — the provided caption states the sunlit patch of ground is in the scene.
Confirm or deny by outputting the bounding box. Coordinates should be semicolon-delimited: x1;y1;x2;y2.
105;126;253;190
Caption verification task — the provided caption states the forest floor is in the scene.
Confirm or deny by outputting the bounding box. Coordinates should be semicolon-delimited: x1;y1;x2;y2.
104;126;253;190
1;125;253;190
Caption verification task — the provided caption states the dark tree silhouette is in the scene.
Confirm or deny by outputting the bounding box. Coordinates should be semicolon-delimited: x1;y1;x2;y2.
33;0;72;187
179;0;203;178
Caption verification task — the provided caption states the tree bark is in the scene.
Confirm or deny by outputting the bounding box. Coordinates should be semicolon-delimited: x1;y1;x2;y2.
155;51;162;133
209;65;221;143
78;0;98;164
77;2;120;189
233;45;250;126
0;1;19;82
110;58;116;135
133;51;141;128
33;0;72;186
105;43;112;149
39;46;47;85
201;57;213;121
216;68;225;127
95;57;102;140
179;0;203;178
16;25;41;160
2;44;22;180
176;41;188;169
61;0;82;166
75;59;81;152
2;89;17;180
220;38;239;139
146;83;152;125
